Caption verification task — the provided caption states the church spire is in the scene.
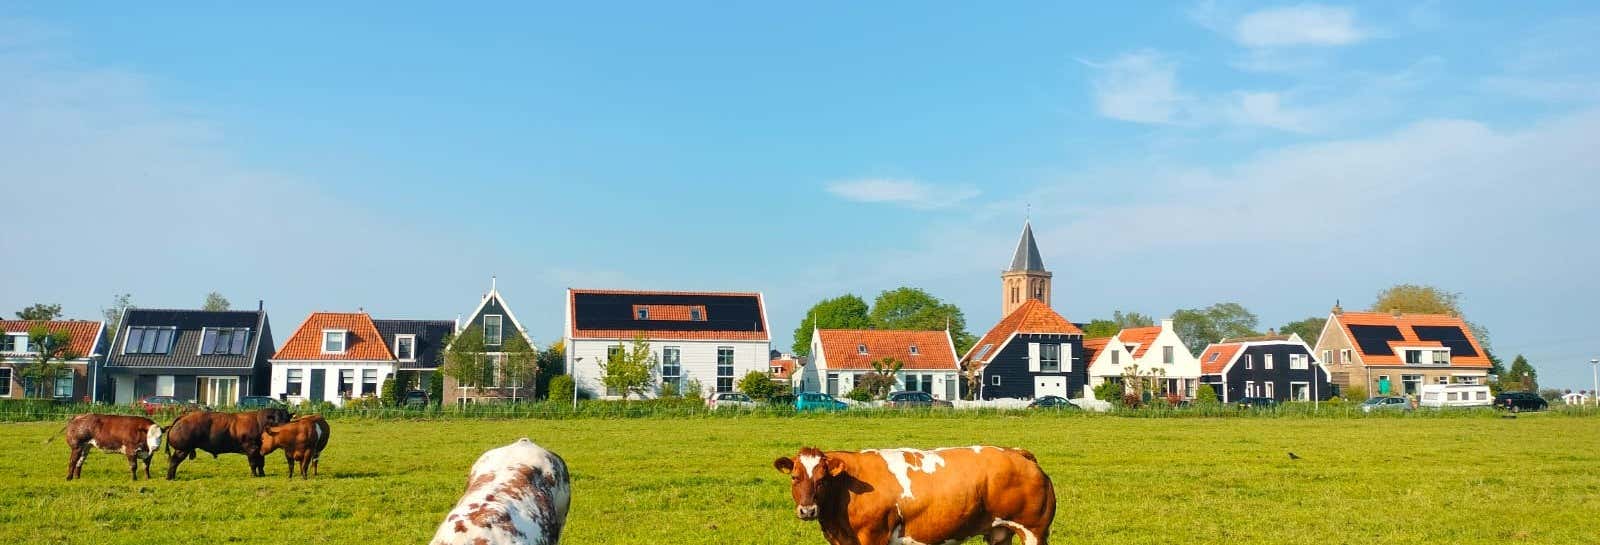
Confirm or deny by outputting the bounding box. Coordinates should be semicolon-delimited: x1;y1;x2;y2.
1008;221;1046;272
1001;220;1052;317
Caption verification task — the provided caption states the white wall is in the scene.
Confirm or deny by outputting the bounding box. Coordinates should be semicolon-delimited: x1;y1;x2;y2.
1085;321;1202;397
565;338;770;399
270;360;396;407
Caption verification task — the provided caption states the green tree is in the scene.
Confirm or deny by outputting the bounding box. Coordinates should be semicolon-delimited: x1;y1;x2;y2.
441;328;488;399
1093;380;1125;403
1083;311;1156;338
1195;383;1219;404
1082;320;1120;339
379;375;398;407
1279;316;1327;343
600;334;657;400
791;294;871;356
547;374;575;404
534;339;566;400
1502;355;1538;392
101;293;133;342
855;357;904;400
17;325;80;398
737;371;778;400
1171;303;1260;356
868;287;976;354
497;333;539;401
1369;284;1492;351
202;292;230;311
426;370;443;404
15;303;62;321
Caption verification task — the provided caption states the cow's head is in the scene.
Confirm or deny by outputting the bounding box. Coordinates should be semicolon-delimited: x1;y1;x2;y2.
259;408;291;427
772;447;844;521
140;424;163;460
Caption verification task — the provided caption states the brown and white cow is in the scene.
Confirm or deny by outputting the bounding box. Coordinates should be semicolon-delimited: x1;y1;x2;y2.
430;438;571;545
260;415;331;479
773;446;1056;545
61;414;164;481
164;407;291;479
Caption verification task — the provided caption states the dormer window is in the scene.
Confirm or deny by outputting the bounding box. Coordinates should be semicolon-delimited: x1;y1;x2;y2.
909;343;919;355
636;307;649;319
322;330;348;354
857;344;868;355
395;334;416;361
690;308;703;321
1403;348;1450;365
1207;352;1220;362
200;328;250;355
0;334;22;353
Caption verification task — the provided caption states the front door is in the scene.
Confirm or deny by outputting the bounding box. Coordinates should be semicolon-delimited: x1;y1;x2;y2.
1034;376;1067;399
309;369;326;403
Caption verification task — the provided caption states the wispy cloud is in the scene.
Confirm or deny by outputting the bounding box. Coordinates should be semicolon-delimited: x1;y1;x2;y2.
1233;4;1367;48
824;178;980;210
1083;50;1187;124
1225;91;1315;132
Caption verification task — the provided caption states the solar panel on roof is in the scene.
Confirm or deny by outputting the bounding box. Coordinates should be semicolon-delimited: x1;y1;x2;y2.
1348;325;1404;356
1412;325;1479;357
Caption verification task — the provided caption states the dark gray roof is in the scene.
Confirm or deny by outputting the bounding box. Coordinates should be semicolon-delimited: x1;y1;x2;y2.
373;319;455;370
1008;221;1046;272
105;309;271;369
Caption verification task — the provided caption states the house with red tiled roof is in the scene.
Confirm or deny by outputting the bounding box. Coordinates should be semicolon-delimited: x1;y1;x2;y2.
799;329;960;400
1198;333;1331;402
564;288;770;399
960;299;1087;400
1;320;106;401
1083;319;1202;399
1312;304;1492;397
768;354;802;384
269;311;452;407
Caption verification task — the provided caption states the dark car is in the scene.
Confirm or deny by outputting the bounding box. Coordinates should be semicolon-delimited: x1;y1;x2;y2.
401;390;431;408
235;396;284;409
1235;397;1278;409
1028;395;1079;409
139;395;199;416
885;391;952;408
1494;391;1548;412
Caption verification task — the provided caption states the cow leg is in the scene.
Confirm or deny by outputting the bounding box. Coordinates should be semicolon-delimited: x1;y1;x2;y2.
284;452;295;479
249;453;266;477
299;455;311;480
127;453;139;481
143;456;152;479
167;449;190;480
66;446;79;480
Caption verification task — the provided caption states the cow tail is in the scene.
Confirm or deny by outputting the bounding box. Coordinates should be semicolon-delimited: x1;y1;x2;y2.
43;421;71;445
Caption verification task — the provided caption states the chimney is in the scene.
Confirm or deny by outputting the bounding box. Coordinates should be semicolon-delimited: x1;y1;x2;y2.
1331;300;1343;315
1267;328;1277;336
1161;318;1175;330
257;300;263;311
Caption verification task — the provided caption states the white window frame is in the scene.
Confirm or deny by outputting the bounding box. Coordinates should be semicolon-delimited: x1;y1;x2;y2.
1264;354;1274;370
1264;381;1275;399
636;307;649;319
483;315;503;345
991;375;1002;387
322;329;349;354
690;308;703;321
1290;354;1309;370
1162;345;1174;364
1290;381;1310;401
0;367;10;396
1244;354;1253;370
1038;343;1060;373
1341;349;1352;363
909;343;919;355
394;334;417;362
286;368;304;397
0;334;23;353
857;344;868;355
361;368;380;396
1244;381;1255;397
1322;350;1331;364
1111;350;1120;365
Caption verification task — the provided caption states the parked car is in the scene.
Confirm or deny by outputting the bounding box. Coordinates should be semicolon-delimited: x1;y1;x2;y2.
795;392;848;412
235;396;284;409
707;392;757;409
1419;384;1492;409
1494;391;1549;412
401;390;431;408
139;395;199;416
885;391;952;409
1360;396;1412;413
1235;397;1278;409
1028;396;1079;410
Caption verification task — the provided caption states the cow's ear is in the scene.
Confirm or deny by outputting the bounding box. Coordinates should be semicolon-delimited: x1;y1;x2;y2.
772;457;794;474
825;458;846;477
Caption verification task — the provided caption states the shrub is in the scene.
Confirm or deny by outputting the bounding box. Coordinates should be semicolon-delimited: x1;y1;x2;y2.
846;387;873;403
548;374;576;403
427;371;444;405
380;376;399;407
1343;385;1368;402
1121;393;1142;408
1094;381;1125;403
1195;384;1219;404
682;378;706;401
737;371;778;400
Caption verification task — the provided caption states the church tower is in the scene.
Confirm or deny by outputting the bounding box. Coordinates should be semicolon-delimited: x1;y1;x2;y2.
1001;221;1052;317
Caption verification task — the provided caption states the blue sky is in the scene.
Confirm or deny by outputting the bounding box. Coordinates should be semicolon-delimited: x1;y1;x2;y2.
4;2;1600;388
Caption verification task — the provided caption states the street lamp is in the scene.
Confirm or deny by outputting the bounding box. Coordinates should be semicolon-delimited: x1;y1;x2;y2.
1590;358;1598;406
571;356;584;410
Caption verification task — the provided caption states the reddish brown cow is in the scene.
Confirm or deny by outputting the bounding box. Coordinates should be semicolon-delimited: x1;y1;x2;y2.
261;415;331;479
164;408;291;479
773;446;1056;545
61;414;164;481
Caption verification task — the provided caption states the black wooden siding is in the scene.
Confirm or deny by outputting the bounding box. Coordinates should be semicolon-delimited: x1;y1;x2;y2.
980;333;1086;400
1213;343;1332;402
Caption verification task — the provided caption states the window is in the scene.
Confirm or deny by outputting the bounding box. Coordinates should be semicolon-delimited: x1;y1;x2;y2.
661;347;681;393
857;344;868;355
1404;350;1423;364
905;374;920;392
1290;354;1309;370
636;308;649;319
1011;286;1019;303
1244;355;1253;370
1206;351;1217;362
483;315;503;345
1163;346;1174;364
945;376;956;400
1291;382;1309;401
690;308;703;321
482;355;500;387
55;371;73;398
338;369;355;397
0;368;10;396
0;335;16;353
716;347;735;393
362;369;379;396
1039;343;1060;373
920;374;933;394
1264;382;1275;399
125;327;175;355
199;377;238;406
395;335;416;361
1435;376;1448;385
1322;350;1332;364
1264;354;1274;370
1341;349;1352;363
286;369;304;396
200;328;250;355
1402;374;1422;395
1458;375;1479;385
991;375;1002;387
1112;350;1121;365
322;330;347;354
826;373;839;395
909;343;919;355
1433;350;1450;365
1244;381;1255;397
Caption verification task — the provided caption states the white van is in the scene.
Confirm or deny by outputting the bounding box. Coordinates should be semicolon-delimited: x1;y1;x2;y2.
1419;383;1493;408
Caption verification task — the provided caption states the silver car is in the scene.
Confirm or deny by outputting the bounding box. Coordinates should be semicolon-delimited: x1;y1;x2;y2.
1360;396;1411;413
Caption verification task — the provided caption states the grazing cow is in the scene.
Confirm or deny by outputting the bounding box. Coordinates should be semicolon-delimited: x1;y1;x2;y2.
260;415;331;479
61;414;163;481
164;407;291;479
773;446;1056;545
430;438;571;545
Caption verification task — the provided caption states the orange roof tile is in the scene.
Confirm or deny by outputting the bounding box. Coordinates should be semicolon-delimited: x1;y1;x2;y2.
816;329;958;371
1332;311;1491;368
769;357;799;379
0;320;103;358
1199;343;1243;375
964;300;1083;365
1115;326;1162;358
272;312;394;361
631;304;705;321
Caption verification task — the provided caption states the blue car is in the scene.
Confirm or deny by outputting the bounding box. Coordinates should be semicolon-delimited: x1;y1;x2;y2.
795;392;848;412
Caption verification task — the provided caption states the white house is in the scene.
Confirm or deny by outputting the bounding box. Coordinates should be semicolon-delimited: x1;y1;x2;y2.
564;289;771;399
799;329;961;401
268;311;451;407
1082;319;1202;399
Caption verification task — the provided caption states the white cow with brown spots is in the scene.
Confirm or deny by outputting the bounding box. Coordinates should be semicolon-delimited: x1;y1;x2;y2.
431;438;571;545
774;446;1056;545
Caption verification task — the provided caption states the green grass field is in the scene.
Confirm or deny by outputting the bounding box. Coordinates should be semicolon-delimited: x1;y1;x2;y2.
3;413;1597;544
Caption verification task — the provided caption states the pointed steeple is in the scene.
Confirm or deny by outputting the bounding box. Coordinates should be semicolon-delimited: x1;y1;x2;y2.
1008;221;1046;272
